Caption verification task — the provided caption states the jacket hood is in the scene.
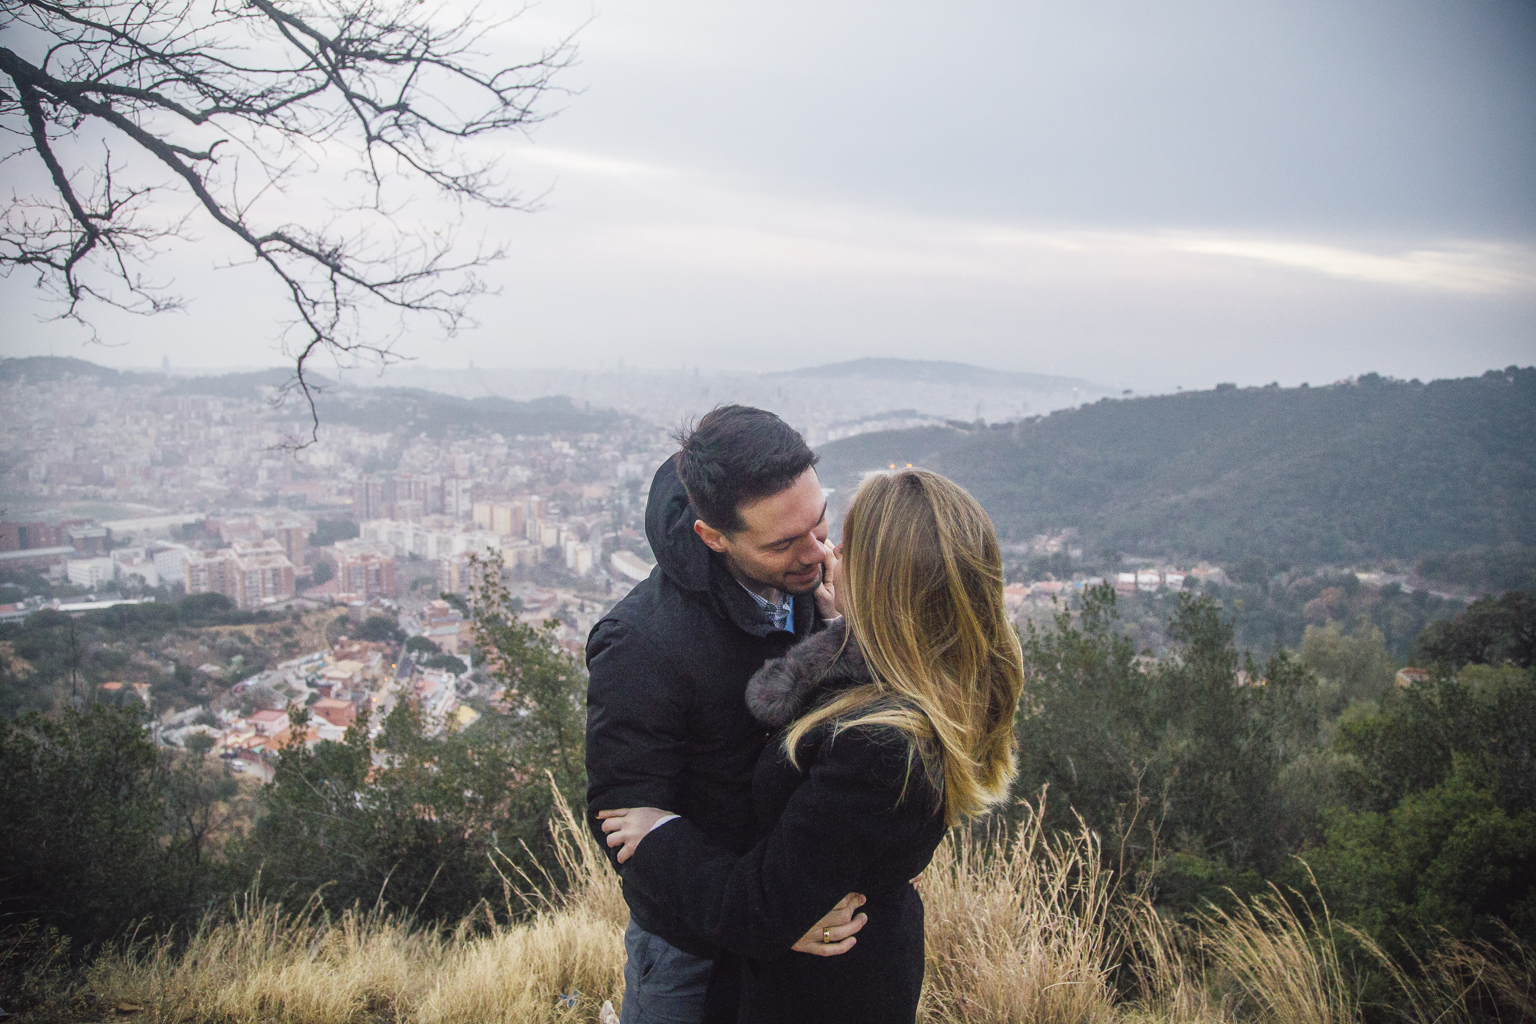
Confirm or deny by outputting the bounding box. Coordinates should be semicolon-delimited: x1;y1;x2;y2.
746;619;869;727
645;454;713;594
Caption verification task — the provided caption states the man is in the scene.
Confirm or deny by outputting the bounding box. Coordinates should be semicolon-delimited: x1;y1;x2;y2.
586;406;839;1023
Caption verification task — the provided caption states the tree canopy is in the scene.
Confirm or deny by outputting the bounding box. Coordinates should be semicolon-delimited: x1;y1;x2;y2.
1413;590;1536;671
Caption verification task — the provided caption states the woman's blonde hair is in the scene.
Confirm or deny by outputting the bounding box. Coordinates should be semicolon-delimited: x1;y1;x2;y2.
782;469;1024;826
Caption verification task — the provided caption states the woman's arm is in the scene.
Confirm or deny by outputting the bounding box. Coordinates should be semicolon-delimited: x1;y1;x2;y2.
598;807;869;956
617;727;937;961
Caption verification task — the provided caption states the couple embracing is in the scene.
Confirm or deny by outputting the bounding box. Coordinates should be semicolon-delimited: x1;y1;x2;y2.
586;406;1025;1024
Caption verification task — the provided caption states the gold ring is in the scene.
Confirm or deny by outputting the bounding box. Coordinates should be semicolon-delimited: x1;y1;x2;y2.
823;928;832;944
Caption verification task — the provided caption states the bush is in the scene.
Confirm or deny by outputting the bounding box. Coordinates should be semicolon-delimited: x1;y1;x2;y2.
405;635;442;657
1300;619;1395;714
355;615;404;643
1013;586;1289;908
0;705;222;950
178;593;241;626
1308;764;1536;956
308;519;360;548
1309;664;1536;959
234;564;587;921
422;653;468;675
43;790;1536;1024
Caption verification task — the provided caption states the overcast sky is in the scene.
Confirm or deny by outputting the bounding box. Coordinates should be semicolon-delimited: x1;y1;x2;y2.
2;0;1533;391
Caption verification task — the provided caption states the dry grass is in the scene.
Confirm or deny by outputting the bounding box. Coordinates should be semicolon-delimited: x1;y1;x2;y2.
1114;895;1232;1024
1352;924;1536;1024
918;795;1237;1024
919;804;1123;1023
415;784;627;1024
64;785;1534;1024
81;785;627;1024
413;911;622;1024
85;897;442;1024
1198;884;1356;1024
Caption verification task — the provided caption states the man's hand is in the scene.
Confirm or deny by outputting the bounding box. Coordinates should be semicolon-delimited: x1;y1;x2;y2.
791;892;867;956
597;806;674;864
813;539;839;620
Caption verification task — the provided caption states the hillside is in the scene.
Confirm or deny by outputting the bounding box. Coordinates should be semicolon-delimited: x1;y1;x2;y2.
168;367;321;397
0;355;146;385
313;389;621;436
0;357;621;437
166;367;621;434
816;368;1536;565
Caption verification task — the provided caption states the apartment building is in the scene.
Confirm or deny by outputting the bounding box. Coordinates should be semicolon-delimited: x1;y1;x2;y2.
334;540;396;601
183;540;295;609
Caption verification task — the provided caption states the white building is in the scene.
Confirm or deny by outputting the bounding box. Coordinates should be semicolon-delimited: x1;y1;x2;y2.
360;518;509;561
565;539;595;575
151;542;192;582
112;548;160;587
450;530;502;556
610;550;655;583
67;556;116;588
362;518;423;557
442;477;474;521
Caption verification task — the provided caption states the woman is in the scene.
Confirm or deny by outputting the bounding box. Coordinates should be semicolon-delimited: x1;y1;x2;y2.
600;469;1025;1024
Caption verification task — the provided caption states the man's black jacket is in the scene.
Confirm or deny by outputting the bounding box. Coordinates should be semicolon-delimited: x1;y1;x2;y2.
585;456;821;956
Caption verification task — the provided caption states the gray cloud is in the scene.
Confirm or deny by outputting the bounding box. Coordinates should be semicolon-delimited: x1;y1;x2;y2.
2;0;1532;388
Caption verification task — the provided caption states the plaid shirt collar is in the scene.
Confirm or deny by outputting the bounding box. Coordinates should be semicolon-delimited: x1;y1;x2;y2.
740;582;794;632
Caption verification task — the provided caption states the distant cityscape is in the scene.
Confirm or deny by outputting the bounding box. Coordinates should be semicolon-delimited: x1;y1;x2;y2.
0;356;1498;773
0;361;692;769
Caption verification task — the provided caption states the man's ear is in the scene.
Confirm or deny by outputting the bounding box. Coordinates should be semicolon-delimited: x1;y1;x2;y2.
693;519;730;553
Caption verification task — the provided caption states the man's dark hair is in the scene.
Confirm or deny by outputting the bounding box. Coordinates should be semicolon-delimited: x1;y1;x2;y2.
674;405;819;533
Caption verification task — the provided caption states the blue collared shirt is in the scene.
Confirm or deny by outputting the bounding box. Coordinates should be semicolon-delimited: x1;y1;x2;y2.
741;583;795;632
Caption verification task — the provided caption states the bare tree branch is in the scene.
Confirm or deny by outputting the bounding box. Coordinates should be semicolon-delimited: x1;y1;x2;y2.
1;0;575;444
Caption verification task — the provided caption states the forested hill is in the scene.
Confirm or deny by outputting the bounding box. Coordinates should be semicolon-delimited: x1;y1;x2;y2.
816;368;1536;566
0;357;621;437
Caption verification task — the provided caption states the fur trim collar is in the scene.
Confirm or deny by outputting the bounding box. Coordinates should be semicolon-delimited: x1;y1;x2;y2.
746;619;870;728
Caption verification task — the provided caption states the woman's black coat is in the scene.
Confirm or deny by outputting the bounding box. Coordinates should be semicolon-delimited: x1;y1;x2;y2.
623;620;947;1024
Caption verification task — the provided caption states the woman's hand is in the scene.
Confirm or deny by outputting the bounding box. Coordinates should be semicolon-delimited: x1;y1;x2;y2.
596;807;673;864
813;539;840;620
790;892;867;956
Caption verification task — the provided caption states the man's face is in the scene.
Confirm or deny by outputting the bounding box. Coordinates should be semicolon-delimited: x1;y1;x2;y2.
694;468;830;596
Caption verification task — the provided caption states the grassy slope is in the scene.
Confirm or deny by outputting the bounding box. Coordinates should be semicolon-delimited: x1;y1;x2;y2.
46;789;1532;1024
